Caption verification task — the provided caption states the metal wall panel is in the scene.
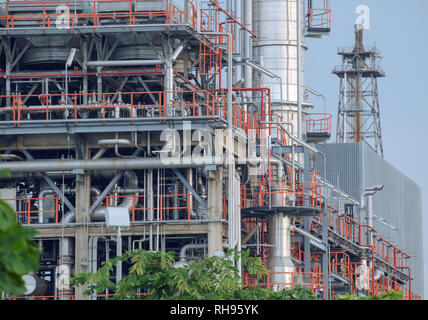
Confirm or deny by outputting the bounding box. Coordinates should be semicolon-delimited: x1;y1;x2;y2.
314;142;424;297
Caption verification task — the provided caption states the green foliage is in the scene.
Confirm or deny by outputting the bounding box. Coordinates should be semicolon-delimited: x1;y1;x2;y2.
71;249;315;300
336;290;403;301
0;167;40;296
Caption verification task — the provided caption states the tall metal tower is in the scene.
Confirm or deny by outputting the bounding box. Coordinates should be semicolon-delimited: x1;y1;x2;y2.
333;24;385;157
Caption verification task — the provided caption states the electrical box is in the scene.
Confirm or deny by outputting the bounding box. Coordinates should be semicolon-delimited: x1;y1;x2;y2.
105;207;130;227
0;188;17;211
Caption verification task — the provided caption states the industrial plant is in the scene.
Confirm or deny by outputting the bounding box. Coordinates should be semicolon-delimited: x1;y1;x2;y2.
0;0;423;300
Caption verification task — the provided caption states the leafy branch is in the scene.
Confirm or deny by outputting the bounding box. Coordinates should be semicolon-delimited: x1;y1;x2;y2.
71;249;315;300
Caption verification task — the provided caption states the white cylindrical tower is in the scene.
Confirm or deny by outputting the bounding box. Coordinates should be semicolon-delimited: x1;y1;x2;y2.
252;0;306;137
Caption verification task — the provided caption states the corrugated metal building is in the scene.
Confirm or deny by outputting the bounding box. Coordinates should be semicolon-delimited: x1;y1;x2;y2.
314;142;424;297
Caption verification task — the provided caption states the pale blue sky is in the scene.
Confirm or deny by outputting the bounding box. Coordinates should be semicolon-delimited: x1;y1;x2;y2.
305;0;428;298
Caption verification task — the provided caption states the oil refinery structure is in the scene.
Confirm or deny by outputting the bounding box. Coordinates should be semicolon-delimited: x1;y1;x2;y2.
0;0;423;300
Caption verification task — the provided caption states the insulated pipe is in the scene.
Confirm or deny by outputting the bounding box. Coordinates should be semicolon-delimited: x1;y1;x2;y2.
38;189;55;224
243;0;252;90
0;157;222;172
40;187;100;224
97;139;132;147
98;137;133;158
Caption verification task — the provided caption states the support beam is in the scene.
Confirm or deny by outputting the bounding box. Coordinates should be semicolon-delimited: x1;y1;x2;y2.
303;149;311;274
74;135;84;160
136;77;159;104
207;129;224;256
21;150;76;214
74;141;90;300
88;172;124;216
172;168;208;212
88;149;142;215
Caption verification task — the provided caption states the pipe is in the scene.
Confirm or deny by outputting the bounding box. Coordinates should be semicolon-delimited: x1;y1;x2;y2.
97;139;132;147
98;137;133;159
39;187;100;224
170;45;184;62
0;154;24;161
4;69;163;79
243;0;252;91
397;265;412;300
187;168;194;217
179;243;206;263
0;157;222;173
86;60;165;67
297;0;302;139
38;189;56;224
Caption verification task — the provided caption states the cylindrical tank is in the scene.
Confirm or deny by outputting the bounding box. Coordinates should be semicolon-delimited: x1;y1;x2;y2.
111;33;194;74
21;36;82;69
23;274;47;297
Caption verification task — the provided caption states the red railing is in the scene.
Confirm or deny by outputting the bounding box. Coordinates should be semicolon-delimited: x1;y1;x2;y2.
307;8;331;30
243;271;325;298
242;168;322;210
329;252;351;279
106;193;193;224
0;89;260;133
1;196;59;225
2;294;75;300
306;113;332;135
0;0;197;29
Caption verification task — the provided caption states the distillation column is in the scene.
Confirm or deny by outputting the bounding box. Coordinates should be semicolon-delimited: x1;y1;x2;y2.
252;0;306;137
252;0;306;282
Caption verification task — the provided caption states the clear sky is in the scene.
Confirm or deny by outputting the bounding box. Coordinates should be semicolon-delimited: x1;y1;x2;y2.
304;0;428;298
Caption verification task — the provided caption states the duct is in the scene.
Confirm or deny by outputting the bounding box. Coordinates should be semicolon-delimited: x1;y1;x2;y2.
0;156;222;173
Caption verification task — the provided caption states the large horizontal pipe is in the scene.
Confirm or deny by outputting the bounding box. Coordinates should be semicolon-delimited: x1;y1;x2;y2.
0;157;223;173
86;60;165;67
